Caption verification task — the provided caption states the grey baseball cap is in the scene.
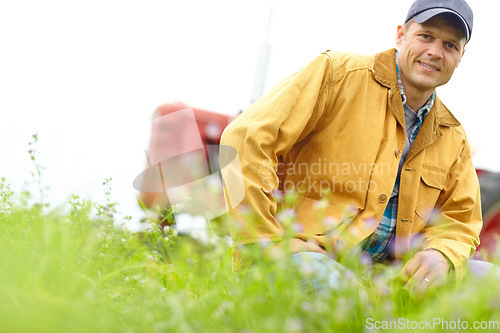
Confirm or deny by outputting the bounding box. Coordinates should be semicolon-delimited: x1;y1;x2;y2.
405;0;473;42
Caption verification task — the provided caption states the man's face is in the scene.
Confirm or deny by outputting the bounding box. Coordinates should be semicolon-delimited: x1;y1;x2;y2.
396;17;466;97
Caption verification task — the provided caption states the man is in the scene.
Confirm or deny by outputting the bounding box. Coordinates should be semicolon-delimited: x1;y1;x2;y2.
220;0;481;293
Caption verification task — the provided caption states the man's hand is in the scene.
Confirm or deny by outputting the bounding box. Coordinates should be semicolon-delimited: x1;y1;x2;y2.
396;249;450;294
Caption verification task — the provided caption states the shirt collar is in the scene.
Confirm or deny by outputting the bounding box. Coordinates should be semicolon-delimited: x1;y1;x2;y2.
395;52;435;119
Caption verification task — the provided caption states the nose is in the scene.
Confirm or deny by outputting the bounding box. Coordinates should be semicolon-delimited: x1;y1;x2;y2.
426;41;444;59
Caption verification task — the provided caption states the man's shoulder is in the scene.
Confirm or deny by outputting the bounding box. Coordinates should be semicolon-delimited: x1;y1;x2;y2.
434;97;463;130
321;50;375;74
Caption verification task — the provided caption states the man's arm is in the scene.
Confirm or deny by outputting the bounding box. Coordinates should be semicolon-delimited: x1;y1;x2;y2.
220;53;334;249
398;134;482;288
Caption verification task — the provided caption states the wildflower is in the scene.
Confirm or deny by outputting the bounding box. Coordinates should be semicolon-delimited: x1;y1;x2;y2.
84;291;95;300
272;190;284;203
301;301;314;313
372;274;391;297
284;317;304;333
147;255;154;260
258;237;271;248
360;253;373;267
236;204;250;215
425;208;441;226
322;217;337;229
408;234;424;252
207;175;222;192
163;225;170;233
313;199;329;210
333;298;353;323
267;247;286;261
313;299;329;314
364;217;377;229
292;223;304;233
124;277;130;283
468;260;493;278
234;219;245;231
276;208;296;223
299;261;316;276
346;205;359;215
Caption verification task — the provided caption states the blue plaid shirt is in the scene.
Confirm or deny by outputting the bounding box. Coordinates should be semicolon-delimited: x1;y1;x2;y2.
363;53;435;261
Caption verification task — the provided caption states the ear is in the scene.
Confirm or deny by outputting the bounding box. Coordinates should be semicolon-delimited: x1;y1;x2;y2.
456;47;466;68
396;25;406;48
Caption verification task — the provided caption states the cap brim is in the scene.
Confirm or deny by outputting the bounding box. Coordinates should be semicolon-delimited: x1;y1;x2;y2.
413;8;470;42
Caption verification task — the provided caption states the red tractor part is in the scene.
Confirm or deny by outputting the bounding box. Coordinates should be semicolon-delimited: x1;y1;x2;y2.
138;102;235;211
476;171;500;260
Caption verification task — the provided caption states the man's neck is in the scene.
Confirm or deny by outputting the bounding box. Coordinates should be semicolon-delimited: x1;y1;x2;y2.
405;90;434;112
401;80;435;111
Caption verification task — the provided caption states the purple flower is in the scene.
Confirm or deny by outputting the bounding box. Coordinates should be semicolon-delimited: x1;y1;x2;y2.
277;208;296;223
292;223;304;233
360;253;373;267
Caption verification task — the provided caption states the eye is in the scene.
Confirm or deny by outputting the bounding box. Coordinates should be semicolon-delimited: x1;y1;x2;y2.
445;42;457;50
419;34;432;40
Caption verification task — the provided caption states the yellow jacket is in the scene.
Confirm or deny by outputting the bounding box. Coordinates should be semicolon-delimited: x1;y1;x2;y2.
220;48;482;280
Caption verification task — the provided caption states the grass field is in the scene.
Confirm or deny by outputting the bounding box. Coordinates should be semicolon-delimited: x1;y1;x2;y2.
1;171;500;333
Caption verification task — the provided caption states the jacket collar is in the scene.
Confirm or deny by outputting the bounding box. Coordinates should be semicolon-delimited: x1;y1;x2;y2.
372;48;461;128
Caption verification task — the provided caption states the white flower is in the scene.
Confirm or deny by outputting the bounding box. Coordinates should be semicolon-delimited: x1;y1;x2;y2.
258;237;271;248
284;317;304;333
313;199;329;210
322;217;337;228
277;208;296;224
299;261;316;276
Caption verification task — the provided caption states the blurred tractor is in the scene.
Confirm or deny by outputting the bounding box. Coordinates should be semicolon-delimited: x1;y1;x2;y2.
137;102;235;230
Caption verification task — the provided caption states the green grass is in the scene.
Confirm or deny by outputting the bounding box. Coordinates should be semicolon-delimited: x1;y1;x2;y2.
1;177;500;333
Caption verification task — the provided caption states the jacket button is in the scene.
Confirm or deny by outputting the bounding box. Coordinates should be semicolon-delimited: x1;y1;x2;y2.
395;149;400;158
379;194;388;203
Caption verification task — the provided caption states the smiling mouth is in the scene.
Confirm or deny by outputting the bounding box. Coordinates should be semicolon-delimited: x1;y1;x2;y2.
418;61;440;71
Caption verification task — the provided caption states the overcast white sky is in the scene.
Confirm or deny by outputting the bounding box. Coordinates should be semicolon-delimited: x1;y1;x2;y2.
0;0;497;225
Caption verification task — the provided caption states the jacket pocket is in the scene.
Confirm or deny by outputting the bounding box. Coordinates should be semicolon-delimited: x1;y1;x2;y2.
415;165;448;223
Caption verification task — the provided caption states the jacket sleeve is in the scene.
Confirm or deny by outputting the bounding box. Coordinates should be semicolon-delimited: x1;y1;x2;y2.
422;135;483;281
220;53;334;247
